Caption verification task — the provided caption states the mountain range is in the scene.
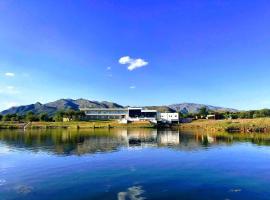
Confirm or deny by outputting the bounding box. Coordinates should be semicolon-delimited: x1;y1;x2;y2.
0;98;238;116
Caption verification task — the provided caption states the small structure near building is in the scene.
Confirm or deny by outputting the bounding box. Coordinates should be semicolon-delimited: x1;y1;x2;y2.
206;114;216;120
63;117;71;122
179;118;193;123
159;113;179;123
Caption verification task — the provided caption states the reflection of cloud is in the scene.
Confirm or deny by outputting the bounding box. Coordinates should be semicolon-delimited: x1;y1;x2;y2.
229;188;242;193
0;146;11;154
118;186;145;200
0;179;6;186
15;184;33;194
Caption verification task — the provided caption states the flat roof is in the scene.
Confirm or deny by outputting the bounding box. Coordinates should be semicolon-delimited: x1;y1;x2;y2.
80;108;127;111
141;110;157;112
80;107;157;112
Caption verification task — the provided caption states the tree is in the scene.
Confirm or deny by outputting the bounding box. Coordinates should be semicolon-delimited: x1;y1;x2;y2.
54;110;65;122
74;110;85;121
198;107;209;118
26;112;38;122
10;114;19;121
65;109;76;121
0;114;3;121
3;114;12;121
39;113;49;121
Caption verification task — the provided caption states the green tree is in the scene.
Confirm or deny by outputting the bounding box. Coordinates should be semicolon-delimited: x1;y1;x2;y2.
39;113;49;121
3;114;12;121
10;114;19;121
54;110;65;122
26;112;38;122
74;110;85;121
198;107;209;118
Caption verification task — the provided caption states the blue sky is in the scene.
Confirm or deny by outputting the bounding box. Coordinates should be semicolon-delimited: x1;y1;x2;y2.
1;0;270;111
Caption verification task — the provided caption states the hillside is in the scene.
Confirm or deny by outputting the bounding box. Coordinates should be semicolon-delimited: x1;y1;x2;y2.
0;99;238;116
143;106;176;113
169;103;238;114
0;99;123;116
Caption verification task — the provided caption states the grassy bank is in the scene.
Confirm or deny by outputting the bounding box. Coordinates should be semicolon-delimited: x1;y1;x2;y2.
0;120;156;129
180;118;270;133
0;122;25;129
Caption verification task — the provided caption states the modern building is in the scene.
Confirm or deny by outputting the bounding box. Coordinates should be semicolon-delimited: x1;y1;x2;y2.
80;107;158;122
206;114;216;120
127;108;157;121
159;113;179;123
80;108;128;120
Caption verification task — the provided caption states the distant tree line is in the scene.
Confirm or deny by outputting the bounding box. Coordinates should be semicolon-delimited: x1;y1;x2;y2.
179;107;270;120
2;107;270;122
0;109;85;122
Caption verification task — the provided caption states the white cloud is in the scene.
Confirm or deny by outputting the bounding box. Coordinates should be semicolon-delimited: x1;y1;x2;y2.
106;66;111;70
22;72;30;77
4;102;18;108
6;86;14;90
0;101;19;111
129;86;136;89
119;56;148;71
5;72;15;77
0;86;20;95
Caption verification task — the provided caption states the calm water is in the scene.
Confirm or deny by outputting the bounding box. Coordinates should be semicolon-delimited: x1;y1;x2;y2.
1;128;270;200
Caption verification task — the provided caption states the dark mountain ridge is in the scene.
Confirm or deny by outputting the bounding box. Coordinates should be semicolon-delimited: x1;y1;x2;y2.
0;99;238;116
0;99;123;116
168;103;238;114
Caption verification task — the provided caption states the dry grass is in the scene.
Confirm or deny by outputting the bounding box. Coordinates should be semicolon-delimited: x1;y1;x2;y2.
29;120;155;129
180;118;270;133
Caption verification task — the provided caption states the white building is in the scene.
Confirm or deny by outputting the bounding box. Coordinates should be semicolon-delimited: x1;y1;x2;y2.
80;108;128;120
159;113;179;123
80;107;157;123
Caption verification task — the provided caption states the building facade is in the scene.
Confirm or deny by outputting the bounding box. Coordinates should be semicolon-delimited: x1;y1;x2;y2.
80;107;158;122
80;107;181;124
80;108;128;120
159;113;179;123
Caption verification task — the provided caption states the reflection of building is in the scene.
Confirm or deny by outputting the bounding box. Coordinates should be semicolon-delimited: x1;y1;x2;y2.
126;129;158;148
0;128;238;155
157;131;180;145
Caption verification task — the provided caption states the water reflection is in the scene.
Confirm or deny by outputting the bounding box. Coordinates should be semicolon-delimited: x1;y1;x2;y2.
1;128;270;155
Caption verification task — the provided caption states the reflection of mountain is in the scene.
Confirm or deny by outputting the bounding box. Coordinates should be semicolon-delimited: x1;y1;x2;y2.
1;129;270;155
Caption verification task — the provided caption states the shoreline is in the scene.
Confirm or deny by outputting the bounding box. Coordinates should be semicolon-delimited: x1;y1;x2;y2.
0;121;157;130
2;118;270;133
179;118;270;133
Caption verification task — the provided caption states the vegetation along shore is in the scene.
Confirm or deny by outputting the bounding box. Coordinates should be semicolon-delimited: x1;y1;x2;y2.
2;104;270;133
180;118;270;133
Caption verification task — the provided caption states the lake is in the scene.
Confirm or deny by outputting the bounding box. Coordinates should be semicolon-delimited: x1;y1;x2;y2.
1;128;270;200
